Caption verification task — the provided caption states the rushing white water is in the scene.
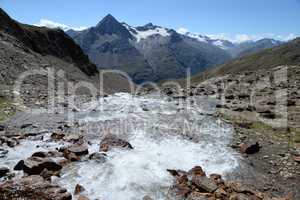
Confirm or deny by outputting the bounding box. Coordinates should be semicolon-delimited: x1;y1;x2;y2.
56;93;240;200
0;93;240;200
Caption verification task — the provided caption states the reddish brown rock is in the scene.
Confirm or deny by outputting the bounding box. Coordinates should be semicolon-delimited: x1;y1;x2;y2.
188;166;206;177
192;176;218;193
14;156;62;175
293;155;300;163
74;184;85;195
0;175;71;200
64;150;80;162
99;134;133;152
239;142;261;154
78;195;89;200
51;132;65;140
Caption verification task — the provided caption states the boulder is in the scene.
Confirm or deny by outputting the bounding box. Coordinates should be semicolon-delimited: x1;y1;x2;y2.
186;192;211;200
74;184;85;195
89;152;107;163
293;156;300;163
67;144;89;156
188;166;206;177
239;142;261;154
0;148;9;158
40;168;60;180
14;157;62;175
51;132;65;140
0;175;72;200
143;195;153;200
78;195;90;200
0;166;9;178
191;176;218;193
99;134;133;152
0;124;5;131
32;151;48;158
64;150;80;162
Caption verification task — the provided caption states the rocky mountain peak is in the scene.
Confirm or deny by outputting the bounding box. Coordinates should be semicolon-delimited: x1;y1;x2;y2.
97;14;118;25
95;14;132;39
135;23;158;31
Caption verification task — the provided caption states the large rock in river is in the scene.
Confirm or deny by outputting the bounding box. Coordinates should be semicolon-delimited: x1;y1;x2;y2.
14;156;62;175
99;134;133;152
0;175;71;200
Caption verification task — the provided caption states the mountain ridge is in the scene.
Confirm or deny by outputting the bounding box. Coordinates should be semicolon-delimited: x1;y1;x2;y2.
66;14;232;83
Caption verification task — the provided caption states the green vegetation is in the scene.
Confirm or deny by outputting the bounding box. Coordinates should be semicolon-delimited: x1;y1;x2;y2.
0;97;15;122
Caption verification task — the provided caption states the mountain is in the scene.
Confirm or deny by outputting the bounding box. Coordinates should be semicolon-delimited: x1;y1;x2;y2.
66;14;231;83
0;8;130;104
0;8;98;77
190;37;300;82
229;38;284;57
179;32;283;58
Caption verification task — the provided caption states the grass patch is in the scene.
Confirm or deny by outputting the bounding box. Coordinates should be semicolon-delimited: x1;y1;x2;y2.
250;121;275;132
0;97;15;122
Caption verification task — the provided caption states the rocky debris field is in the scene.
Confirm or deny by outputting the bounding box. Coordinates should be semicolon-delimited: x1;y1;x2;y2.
0;92;299;199
159;65;300;199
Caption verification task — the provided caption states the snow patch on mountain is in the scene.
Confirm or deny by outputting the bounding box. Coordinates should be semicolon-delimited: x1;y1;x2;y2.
123;23;170;42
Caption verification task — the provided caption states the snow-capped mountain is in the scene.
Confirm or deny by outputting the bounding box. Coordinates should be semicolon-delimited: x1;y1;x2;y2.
66;14;231;83
65;14;284;83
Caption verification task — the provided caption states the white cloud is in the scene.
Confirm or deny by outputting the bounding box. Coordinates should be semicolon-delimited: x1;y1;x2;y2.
206;33;298;43
34;19;87;31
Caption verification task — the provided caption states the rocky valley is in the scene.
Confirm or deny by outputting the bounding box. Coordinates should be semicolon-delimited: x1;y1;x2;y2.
0;4;299;200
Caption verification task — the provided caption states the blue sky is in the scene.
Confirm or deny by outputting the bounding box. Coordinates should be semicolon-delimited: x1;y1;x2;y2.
1;0;300;42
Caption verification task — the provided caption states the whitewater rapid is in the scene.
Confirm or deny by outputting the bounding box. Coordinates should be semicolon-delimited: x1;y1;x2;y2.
0;93;241;200
56;93;240;199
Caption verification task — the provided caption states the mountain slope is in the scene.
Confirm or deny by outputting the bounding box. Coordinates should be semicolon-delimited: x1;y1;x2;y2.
0;8;131;105
178;31;283;58
0;8;98;76
67;15;231;83
229;38;284;58
190;37;300;82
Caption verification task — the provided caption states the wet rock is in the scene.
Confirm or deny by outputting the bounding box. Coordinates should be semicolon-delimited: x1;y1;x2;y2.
239;142;261;154
32;151;48;158
188;166;206;177
100;134;133;152
20;123;33;129
0;148;8;158
67;144;89;156
64;150;80;162
58;158;71;167
78;195;90;200
40;168;60;180
209;174;225;186
192;176;218;193
0;124;5;131
64;134;85;144
214;187;227;199
14;160;25;170
0;136;19;148
167;184;191;199
0;175;72;200
51;132;65;140
225;94;235;100
14;157;62;175
229;193;251;200
186;192;211;200
0;166;9;178
143;195;153;200
89;152;107;163
167;169;181;177
293;156;300;163
74;184;85;195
